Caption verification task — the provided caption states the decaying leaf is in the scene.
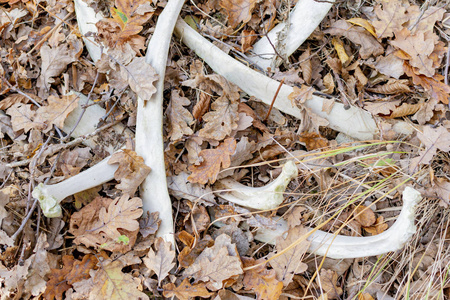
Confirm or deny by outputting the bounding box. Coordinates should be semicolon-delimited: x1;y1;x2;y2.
139;211;161;238
90;259;149;299
298;131;328;151
316;269;343;299
120;57;159;101
188;138;237;184
219;0;257;27
143;237;175;286
183;234;243;291
353;205;376;227
242;257;283;300
371;0;409;39
35;94;79;129
167;90;194;141
108;149;151;196
269;226;309;286
364;216;389;235
199;94;239;140
163;278;212;300
410;126;450;172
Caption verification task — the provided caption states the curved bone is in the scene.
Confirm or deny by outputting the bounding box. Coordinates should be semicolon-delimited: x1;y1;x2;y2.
174;19;378;141
253;187;421;259
249;0;335;70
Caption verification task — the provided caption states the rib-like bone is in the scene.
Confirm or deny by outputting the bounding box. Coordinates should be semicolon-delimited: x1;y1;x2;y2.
253;187;421;259
174;20;378;141
249;0;335;70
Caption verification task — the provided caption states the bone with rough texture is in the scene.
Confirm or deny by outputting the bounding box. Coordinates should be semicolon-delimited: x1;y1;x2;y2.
174;20;378;141
249;0;335;70
252;187;422;259
214;160;298;210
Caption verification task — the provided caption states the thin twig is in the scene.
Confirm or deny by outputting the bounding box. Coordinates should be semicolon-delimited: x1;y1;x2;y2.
264;78;285;121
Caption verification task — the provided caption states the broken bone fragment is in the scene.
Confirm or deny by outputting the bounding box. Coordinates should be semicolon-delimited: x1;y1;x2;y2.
253;187;422;259
214;160;298;210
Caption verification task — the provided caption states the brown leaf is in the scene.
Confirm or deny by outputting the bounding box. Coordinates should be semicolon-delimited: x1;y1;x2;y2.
410;126;450;172
6;103;42;132
44;254;99;300
220;0;257;27
0;93;41;110
242;257;283;300
431;177;450;207
298;131;328;151
240;29;257;53
163;278;212;300
192;90;211;121
139;211;161;238
353;205;376;227
199;94;239;140
371;0;409;38
366;79;411;95
90;259;149;299
288;85;314;106
35;94;79;129
269;226;310;286
391;28;435;77
37;44;78;94
120;57;158;101
178;235;214;268
299;47;312;84
325;20;384;59
316;269;343;300
404;62;450;104
95;194;143;240
364;216;388;235
167;90;194;141
108;149;151;196
188;138;237;184
143;237;175;286
183;234;243;291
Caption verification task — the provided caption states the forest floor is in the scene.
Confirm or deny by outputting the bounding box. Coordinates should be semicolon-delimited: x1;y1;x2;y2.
0;0;450;299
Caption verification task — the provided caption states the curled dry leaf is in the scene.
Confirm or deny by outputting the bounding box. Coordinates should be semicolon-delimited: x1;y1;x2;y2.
188;138;237;185
167;89;194;141
120;57;159;101
108;149;151;196
353;205;376;227
366;79;411;95
316;269;343;300
364;216;389;235
163;278;212;300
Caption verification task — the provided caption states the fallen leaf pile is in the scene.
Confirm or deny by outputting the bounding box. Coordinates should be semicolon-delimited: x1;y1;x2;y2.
0;0;450;299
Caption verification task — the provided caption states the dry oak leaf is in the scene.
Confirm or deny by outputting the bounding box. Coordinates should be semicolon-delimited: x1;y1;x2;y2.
6;103;43;132
168;172;216;206
97;0;153;48
364;216;388;235
410;126;450;172
431;177;450;207
199;94;239;141
108;149;151;196
37;44;79;94
316;269;343;300
178;235;214;269
391;28;435;77
167;90;194;141
95;194;143;240
120;57;158;101
44;254;99;300
325;20;384;59
298;131;328;151
288;85;314;106
183;234;243;291
353;205;376;227
220;0;257;28
139;211;161;238
163;278;213;300
269;226;309;286
188;138;237;185
35;94;79;129
89;259;149;300
371;0;409;39
242;257;283;300
70;196;141;253
143;237;175;286
404;62;450;104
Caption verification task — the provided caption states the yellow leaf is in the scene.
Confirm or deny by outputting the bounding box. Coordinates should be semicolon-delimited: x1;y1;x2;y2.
347;17;377;38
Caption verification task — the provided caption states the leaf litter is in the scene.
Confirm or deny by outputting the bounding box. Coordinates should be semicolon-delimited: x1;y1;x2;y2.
0;0;450;299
